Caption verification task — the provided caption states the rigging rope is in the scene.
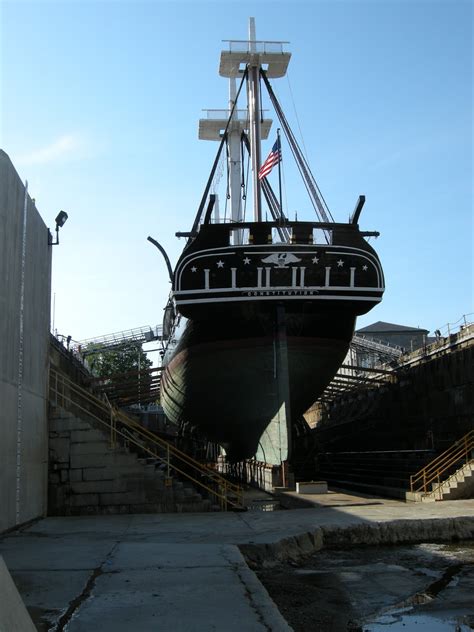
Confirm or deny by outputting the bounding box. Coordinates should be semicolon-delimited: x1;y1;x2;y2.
261;179;291;242
260;69;335;228
211;148;225;196
224;188;228;223
224;143;230;200
286;69;310;164
243;149;250;222
240;133;246;199
259;73;264;123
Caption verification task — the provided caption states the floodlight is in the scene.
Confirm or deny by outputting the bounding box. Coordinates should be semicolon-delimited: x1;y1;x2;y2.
55;211;68;228
49;210;69;245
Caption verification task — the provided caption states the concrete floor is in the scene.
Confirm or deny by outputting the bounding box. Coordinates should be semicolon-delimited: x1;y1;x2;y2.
1;493;473;631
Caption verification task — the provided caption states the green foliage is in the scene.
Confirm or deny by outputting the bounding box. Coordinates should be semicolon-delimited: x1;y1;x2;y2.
86;342;152;378
85;342;155;405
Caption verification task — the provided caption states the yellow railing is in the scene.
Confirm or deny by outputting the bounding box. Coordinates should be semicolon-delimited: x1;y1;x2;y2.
49;368;245;511
410;429;474;495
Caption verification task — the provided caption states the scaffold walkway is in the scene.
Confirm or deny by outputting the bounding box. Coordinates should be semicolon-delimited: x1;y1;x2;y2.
351;334;403;359
314;335;403;405
78;325;163;355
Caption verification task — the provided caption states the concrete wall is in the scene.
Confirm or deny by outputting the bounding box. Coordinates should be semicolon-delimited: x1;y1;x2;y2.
0;150;52;532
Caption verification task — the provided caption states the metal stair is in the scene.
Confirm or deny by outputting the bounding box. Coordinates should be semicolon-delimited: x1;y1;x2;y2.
49;368;245;512
48;407;214;515
407;430;474;502
406;460;474;502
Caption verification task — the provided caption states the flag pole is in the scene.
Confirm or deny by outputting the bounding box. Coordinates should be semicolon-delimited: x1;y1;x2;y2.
277;128;283;217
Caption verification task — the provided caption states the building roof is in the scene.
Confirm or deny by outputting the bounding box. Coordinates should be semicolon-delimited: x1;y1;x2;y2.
356;321;429;334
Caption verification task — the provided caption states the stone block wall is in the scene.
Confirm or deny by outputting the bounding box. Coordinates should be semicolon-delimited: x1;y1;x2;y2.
48;408;212;515
311;340;473;454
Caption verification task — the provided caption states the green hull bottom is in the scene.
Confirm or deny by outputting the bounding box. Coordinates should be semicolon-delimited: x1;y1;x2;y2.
162;333;349;463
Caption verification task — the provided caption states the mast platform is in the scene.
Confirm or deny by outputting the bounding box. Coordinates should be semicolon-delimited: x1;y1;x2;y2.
199;109;272;141
220;40;291;78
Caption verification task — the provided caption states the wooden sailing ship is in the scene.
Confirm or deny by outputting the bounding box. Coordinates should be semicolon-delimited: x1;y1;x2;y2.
153;20;384;464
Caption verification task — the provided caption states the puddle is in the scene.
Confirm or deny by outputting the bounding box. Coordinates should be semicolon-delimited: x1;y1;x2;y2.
360;546;474;630
366;611;473;630
256;542;474;632
247;499;281;511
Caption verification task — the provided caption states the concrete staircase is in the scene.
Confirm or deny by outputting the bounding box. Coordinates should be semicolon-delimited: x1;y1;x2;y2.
48;407;214;515
406;460;474;502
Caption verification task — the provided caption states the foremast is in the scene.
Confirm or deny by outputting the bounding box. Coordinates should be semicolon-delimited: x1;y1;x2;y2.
199;79;272;235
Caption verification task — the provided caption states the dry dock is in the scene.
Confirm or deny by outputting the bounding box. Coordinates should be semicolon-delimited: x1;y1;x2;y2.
1;493;473;631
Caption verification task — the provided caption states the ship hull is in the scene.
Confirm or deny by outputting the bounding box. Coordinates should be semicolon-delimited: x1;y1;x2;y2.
161;220;384;463
161;302;354;462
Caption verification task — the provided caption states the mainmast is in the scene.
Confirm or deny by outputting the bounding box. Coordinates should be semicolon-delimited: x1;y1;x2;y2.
247;18;263;221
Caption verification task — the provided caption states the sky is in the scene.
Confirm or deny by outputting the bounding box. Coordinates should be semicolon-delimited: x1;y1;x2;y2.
1;0;472;357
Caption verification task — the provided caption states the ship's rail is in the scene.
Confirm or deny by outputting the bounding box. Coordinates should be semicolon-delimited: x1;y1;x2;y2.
186;218;373;248
49;368;245;511
222;39;289;54
191;218;378;238
202;109;268;121
197;219;347;230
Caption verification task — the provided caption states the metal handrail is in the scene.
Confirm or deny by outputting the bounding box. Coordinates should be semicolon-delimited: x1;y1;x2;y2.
49;368;245;511
410;429;474;494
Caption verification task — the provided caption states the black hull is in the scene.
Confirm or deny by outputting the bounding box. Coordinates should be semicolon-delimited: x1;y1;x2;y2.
161;302;355;461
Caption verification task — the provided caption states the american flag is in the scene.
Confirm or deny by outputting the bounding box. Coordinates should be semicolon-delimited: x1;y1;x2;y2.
258;138;281;180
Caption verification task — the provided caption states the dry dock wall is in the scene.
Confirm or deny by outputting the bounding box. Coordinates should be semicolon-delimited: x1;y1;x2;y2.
0;150;52;532
311;332;473;453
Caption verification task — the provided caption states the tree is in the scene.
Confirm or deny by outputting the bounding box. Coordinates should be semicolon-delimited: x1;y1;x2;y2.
86;342;152;377
86;342;154;405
